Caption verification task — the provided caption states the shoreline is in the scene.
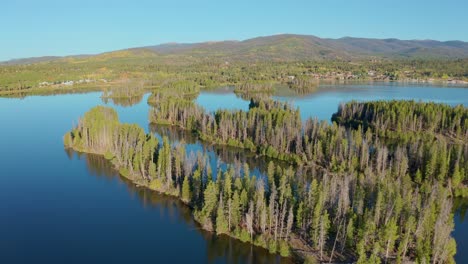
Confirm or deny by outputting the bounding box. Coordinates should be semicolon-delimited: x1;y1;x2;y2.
2;78;468;98
63;99;466;264
66;146;336;264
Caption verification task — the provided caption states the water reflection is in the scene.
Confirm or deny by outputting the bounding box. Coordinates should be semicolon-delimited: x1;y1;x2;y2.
70;150;294;264
59;84;467;263
102;94;144;107
197;82;468;122
0;87;101;98
455;198;468;223
149;124;300;181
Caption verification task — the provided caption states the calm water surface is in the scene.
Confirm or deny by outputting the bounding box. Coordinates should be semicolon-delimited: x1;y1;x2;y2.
0;93;288;264
197;83;468;121
1;83;467;263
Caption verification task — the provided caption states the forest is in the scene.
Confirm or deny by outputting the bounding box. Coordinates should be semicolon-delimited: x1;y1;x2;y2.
332;100;468;143
65;98;467;263
2;54;468;97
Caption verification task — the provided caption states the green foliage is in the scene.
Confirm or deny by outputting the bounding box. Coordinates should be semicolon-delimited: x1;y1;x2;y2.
215;196;229;234
149;179;163;190
150;97;304;163
4;49;467;99
200;181;218;226
181;175;191;204
333;100;468;142
278;240;290;257
65;101;467;264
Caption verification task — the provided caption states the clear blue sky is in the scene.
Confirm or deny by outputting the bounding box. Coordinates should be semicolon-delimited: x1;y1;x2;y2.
2;0;467;61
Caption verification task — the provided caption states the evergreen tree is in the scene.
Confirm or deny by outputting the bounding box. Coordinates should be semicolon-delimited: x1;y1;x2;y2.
181;175;191;204
216;195;229;234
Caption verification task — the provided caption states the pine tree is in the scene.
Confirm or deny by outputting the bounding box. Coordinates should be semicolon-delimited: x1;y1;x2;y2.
382;218;398;263
231;191;241;229
452;163;462;186
246;201;255;241
200;181;218;228
346;217;355;247
319;211;330;261
216;195;229;234
240;188;248;212
296;201;304;232
181;175;191;204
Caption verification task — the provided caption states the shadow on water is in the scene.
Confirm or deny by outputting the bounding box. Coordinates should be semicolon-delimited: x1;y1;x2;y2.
66;149;294;264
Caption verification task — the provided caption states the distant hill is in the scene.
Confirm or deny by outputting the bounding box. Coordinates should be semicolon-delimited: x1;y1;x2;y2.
3;34;468;65
0;56;62;65
142;34;468;60
0;54;91;65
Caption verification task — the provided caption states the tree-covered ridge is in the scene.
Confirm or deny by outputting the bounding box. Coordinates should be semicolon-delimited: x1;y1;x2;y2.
66;105;465;263
332;100;468;142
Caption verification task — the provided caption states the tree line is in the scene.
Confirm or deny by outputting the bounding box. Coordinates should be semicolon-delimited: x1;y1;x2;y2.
233;82;275;95
147;79;200;106
332;100;468;142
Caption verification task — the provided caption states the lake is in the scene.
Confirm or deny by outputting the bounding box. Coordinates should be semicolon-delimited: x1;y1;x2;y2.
197;82;468;121
1;82;467;263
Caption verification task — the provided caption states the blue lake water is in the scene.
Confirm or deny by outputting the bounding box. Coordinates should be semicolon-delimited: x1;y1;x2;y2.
1;82;467;263
0;93;287;264
197;83;468;121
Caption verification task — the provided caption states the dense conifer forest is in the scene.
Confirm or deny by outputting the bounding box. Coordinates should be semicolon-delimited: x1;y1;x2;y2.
65;97;467;263
332;100;468;143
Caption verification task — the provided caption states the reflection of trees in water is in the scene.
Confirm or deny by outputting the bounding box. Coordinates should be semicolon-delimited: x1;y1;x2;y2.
150;125;281;172
101;94;144;107
150;124;272;180
204;234;291;264
150;124;325;184
72;149;291;263
454;198;468;222
67;122;324;187
84;153;120;180
150;124;199;144
2;88;100;98
65;150;119;180
235;91;273;102
64;148;74;160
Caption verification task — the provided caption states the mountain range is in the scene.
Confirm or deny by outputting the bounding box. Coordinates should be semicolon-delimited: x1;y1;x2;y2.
3;34;468;65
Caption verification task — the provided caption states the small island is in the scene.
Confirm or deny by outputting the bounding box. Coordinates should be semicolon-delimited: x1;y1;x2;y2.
64;98;467;263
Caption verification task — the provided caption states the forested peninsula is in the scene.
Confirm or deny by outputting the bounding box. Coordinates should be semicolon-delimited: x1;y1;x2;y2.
65;97;467;263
